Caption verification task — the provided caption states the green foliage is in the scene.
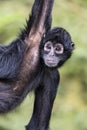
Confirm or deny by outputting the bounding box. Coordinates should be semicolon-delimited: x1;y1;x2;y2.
0;0;87;130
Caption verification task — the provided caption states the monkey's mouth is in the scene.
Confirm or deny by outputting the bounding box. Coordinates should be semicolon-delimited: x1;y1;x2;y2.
45;59;58;67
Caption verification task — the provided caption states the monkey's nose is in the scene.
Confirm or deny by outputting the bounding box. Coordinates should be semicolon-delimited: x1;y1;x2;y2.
49;48;55;56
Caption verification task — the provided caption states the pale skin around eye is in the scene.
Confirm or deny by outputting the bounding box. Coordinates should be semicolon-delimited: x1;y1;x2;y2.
44;41;64;54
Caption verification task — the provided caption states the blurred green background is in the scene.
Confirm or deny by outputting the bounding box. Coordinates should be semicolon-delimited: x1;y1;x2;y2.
0;0;87;130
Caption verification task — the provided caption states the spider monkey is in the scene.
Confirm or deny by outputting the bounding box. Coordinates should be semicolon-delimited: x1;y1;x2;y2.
26;27;74;130
0;0;74;130
0;0;53;112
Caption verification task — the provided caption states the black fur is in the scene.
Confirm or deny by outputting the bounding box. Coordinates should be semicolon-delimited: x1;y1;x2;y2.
40;27;74;68
0;39;26;79
20;0;53;40
26;68;60;130
0;0;74;130
0;0;54;113
26;27;74;130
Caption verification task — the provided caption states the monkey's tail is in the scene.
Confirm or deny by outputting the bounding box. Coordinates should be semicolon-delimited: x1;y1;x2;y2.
20;0;54;40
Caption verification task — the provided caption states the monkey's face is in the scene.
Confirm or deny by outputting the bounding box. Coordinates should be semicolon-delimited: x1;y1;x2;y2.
40;27;74;68
43;41;64;67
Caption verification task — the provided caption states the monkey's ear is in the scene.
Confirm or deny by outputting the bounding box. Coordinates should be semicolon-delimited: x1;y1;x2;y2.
71;42;75;50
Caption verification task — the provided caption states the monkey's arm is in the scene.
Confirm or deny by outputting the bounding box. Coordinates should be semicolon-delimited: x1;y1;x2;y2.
0;0;54;113
20;0;53;42
0;0;54;80
26;70;59;130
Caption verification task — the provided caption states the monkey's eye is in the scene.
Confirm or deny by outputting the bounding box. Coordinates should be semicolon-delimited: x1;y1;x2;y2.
54;43;64;54
44;42;52;52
